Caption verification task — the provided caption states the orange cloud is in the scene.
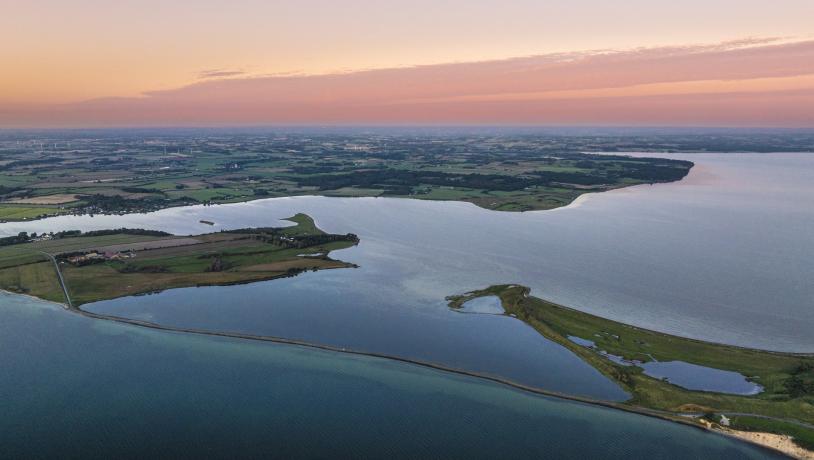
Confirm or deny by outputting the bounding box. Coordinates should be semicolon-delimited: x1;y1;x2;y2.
4;39;814;128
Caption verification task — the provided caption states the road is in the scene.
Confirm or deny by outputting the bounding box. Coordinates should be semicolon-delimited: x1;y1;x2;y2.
40;251;72;308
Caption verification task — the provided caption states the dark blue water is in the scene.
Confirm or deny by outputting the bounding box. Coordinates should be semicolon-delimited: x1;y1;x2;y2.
0;294;782;459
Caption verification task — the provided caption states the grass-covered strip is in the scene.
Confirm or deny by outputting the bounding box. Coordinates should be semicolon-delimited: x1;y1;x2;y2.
448;285;814;449
0;204;62;221
0;260;66;303
0;214;359;305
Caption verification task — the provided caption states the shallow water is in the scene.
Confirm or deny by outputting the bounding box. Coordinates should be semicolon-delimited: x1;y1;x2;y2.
82;279;627;400
0;294;783;459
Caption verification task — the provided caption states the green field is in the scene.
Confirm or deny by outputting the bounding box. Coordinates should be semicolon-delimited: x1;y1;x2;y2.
0;135;693;220
0;260;66;303
448;285;814;449
0;214;359;305
0;205;62;221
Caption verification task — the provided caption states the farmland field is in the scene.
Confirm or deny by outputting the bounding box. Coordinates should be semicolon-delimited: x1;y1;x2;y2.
0;213;358;305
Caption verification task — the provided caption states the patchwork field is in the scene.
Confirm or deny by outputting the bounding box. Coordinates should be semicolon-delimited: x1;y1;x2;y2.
0;213;359;305
0;133;694;220
6;194;79;205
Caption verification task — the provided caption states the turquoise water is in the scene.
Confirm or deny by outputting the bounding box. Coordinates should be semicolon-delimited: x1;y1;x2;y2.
0;294;782;459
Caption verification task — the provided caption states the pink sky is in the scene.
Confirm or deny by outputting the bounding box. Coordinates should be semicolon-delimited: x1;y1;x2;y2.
2;0;813;127
4;39;813;128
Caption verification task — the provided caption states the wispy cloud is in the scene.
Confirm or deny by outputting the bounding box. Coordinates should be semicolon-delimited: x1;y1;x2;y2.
6;38;814;127
197;69;246;79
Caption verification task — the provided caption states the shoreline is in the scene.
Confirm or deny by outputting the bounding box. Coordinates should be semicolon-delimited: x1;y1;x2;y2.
1;216;359;307
1;287;796;458
0;287;63;305
715;428;812;459
0;169;689;225
450;285;814;457
536;189;596;212
449;287;814;358
2;162;808;455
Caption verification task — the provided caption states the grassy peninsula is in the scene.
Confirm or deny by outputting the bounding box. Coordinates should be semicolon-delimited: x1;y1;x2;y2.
448;285;814;452
0;213;358;306
0;133;693;221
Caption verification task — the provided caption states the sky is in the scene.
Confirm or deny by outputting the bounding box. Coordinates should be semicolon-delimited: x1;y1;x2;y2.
2;0;813;127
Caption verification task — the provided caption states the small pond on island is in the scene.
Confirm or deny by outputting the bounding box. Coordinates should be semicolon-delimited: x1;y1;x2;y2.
641;361;763;396
567;336;763;396
458;296;504;314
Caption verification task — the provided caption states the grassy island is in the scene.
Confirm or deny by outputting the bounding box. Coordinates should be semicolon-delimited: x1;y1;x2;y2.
0;213;358;305
448;285;814;453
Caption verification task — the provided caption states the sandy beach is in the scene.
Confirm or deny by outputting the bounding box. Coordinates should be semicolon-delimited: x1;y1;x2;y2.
718;427;813;459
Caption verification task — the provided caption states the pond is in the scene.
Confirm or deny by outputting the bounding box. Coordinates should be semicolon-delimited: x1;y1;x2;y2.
567;336;763;395
458;295;504;314
641;361;763;395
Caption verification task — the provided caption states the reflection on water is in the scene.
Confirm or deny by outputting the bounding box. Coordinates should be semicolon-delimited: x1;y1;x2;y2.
0;154;809;402
1;153;811;352
84;280;629;400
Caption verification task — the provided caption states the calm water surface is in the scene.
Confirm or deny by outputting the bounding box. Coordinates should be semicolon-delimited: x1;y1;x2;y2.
640;361;763;395
2;152;809;457
0;294;783;459
459;296;504;314
567;336;763;395
2;153;809;353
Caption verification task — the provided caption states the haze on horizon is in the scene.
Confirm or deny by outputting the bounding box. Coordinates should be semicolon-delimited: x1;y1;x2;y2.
2;0;813;128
